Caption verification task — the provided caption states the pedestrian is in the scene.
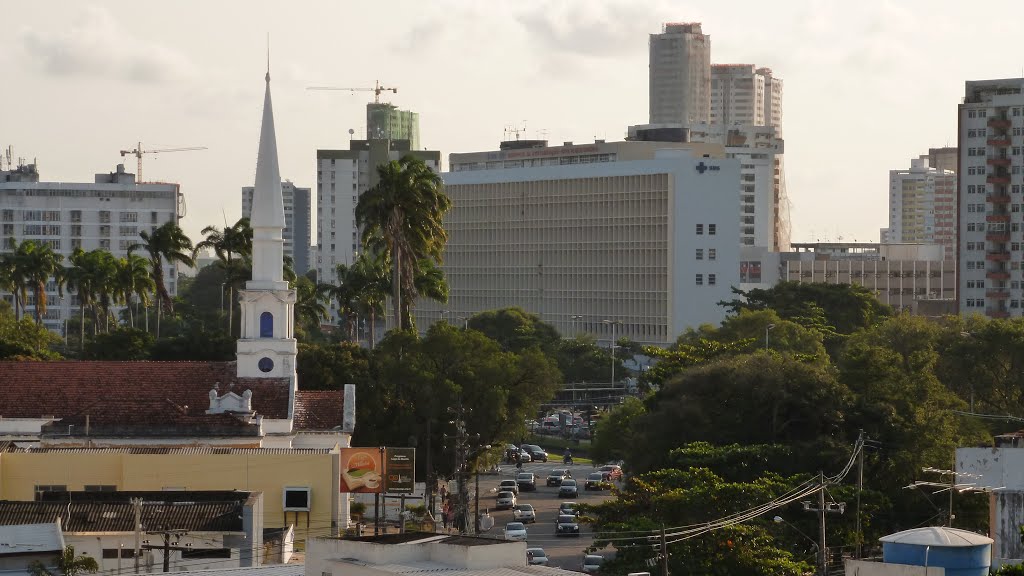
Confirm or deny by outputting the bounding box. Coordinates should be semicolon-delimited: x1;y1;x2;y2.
441;501;449;530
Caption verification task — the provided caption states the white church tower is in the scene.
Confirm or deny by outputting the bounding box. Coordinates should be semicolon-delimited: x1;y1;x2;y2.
237;70;298;379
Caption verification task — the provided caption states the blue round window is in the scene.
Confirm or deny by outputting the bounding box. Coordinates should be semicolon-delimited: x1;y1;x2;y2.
258;357;274;373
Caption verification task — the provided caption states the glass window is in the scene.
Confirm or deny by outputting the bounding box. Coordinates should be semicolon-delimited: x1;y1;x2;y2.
260;312;274;338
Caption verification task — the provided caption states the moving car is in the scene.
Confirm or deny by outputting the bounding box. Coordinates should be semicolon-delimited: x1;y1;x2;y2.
513;503;536;523
521;444;549;462
499;479;520;495
504;521;528;541
516;472;537;492
582;555;605;573
526;547;549;566
559;501;579;516
585;472;612;491
599;464;623;481
496;490;517;510
556;513;581;536
547;469;572;487
558;478;579;498
518;449;533;463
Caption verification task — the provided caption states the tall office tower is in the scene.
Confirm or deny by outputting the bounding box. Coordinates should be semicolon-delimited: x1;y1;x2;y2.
0;162;181;333
649;23;711;126
887;156;957;258
420;139;740;345
316;139;440;324
958;79;1024;318
242;180;311;275
367;103;420;150
710;65;783;135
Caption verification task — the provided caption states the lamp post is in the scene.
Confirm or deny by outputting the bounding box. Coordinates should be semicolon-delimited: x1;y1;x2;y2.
441;310;449;325
773;515;818;555
765;323;776;351
457;316;469;330
602;319;622;385
570;315;583;335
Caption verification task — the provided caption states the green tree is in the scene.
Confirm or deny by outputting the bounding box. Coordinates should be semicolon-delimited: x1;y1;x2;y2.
133;222;195;337
720;281;891;336
28;545;99;576
113;253;154;329
553;334;624;383
590;396;646;464
0;300;61;359
294;276;329;338
11;240;64;325
356;155;451;330
193;218;252;336
466;307;561;353
296;341;371;391
83;327;154;360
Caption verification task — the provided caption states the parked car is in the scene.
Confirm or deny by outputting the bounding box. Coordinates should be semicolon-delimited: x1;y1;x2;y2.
558;478;579;498
582;554;604;573
504;521;528;541
547;469;572;487
521;444;548;462
496;490;517;510
599;464;623;481
556;513;581;537
517;472;537;492
518;449;533;463
526;547;549;566
559;501;579;516
585;472;612;491
513;503;536;523
499;479;519;495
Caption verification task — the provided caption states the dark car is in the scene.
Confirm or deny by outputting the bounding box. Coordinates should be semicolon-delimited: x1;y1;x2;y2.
547;469;572;487
558;479;578;498
559;501;579;516
521;444;549;462
556;513;581;536
585;472;611;491
516;472;537;492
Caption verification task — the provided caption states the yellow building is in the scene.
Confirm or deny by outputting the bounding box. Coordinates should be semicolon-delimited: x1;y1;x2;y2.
0;445;343;547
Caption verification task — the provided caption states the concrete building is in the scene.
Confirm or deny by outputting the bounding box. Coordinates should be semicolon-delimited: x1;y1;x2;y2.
427;139;740;345
957;79;1024;318
649;23;711;126
887;156;957;258
0;162;180;332
315;139;440;322
929;146;959;174
710;64;783;134
243;180;312;275
0;522;64;576
367;103;420;150
957;432;1024;568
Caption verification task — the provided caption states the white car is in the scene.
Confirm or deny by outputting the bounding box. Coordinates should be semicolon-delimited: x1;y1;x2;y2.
496;491;517;510
504;521;528;541
582;555;604;573
513;503;536;523
527;547;549;566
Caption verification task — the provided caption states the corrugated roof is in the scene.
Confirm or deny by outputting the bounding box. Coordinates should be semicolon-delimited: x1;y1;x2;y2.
356;563;581;576
880;526;993;547
2;446;331;455
0;500;245;532
169;564;305;576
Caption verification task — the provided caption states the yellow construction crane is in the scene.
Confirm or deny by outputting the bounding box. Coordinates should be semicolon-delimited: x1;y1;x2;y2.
118;142;208;183
306;80;398;104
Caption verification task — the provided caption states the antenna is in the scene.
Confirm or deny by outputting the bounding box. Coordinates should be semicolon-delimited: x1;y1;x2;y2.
348;128;355;142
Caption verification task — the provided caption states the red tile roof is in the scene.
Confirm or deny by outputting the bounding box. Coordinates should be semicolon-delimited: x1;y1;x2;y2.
294;390;345;430
0;361;291;434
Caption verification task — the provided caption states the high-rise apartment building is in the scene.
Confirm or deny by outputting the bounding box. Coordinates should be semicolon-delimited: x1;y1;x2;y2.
315;139;440;321
242;180;311;275
422;139;740;344
710;64;783;134
887;156;957;258
649;23;711;126
0;162;181;332
958;79;1024;318
928;147;958;174
366;103;420;150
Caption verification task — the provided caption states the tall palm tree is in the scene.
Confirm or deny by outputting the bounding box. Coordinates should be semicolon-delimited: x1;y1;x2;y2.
410;258;449;329
65;249;95;349
329;262;361;341
294;276;329;333
0;247;19;319
193;218;252;335
133;222;194;337
114;254;154;328
351;252;390;348
356;154;451;331
1;238;29;319
15;240;64;325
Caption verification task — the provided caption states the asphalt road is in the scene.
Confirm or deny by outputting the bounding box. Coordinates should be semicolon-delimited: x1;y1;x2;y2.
478;460;616;571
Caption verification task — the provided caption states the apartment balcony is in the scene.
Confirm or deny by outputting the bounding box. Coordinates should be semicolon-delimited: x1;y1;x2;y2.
987;214;1011;222
986;251;1012;261
987;289;1011;299
988;175;1011;185
987;194;1012;204
988;157;1012;167
989;117;1012;130
988;137;1012;147
988;309;1011;319
987;271;1011;280
987;232;1011;241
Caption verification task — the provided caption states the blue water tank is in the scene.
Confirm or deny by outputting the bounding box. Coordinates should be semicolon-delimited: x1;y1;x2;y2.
880;527;992;576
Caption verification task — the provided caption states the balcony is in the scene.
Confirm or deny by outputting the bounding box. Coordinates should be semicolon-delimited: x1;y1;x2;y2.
987;232;1011;241
988;309;1011;319
988;175;1011;185
987;194;1012;204
988;157;1012;167
987;214;1011;222
987;271;1011;280
989;117;1012;130
987;251;1012;261
987;290;1011;299
988;137;1012;147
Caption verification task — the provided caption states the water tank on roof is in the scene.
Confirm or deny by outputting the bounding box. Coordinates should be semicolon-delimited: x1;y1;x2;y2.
880;527;992;576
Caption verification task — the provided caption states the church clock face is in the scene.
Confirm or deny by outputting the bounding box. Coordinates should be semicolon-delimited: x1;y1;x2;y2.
258;357;275;373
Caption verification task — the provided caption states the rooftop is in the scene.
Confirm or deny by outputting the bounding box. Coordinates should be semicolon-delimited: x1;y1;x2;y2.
165;565;304;576
0;522;64;556
879;526;992;547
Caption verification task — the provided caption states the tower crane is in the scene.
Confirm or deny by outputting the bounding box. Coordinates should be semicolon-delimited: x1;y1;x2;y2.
118;142;208;183
306;80;398;103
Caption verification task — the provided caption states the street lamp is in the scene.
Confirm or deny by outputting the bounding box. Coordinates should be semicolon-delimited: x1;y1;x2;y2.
765;323;776;351
457;316;469;330
773;515;818;553
570;315;583;335
602;319;623;385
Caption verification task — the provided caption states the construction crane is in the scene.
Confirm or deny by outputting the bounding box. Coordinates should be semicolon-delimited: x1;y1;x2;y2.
306;80;398;104
118;142;207;183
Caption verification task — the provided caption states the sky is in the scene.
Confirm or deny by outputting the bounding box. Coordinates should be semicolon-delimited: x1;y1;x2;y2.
1;0;1019;246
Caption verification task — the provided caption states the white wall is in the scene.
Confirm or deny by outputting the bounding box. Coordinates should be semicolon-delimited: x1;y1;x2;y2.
845;560;945;576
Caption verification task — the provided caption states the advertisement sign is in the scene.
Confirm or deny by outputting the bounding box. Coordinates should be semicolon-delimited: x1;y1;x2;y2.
339;448;384;493
385;448;416;494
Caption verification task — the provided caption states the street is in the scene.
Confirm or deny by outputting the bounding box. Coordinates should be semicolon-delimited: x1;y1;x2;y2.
477;460;616;571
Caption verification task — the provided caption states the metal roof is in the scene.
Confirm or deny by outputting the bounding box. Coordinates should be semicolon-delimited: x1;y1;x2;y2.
3;446;331;455
339;562;581;576
880;526;993;547
0;500;245;533
168;564;305;576
0;522;64;556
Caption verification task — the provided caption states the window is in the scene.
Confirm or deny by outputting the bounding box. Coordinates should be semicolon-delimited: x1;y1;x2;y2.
85;485;116;492
102;549;136;559
34;485;67;500
181;549;232;560
695;249;703;260
119;212;138;222
708;274;717;285
708;249;717;261
695;274;703;286
696;224;703;235
70;210;82;222
283;487;311;511
709;224;716;235
99;211;111;223
260;312;274;338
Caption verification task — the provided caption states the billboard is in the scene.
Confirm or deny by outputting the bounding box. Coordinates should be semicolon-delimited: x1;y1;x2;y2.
385;448;416;494
340;448;384;493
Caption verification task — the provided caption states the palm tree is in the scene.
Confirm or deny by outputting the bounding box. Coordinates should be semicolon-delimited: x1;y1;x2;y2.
0;246;19;318
65;249;95;349
133;222;195;337
329;262;361;341
356;154;451;331
294;276;329;333
15;240;64;325
114;254;155;328
1;238;29;319
29;545;99;576
351;252;390;348
411;258;449;329
193;218;252;335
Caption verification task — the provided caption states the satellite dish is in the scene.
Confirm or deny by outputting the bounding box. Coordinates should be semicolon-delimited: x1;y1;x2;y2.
348;128;355;135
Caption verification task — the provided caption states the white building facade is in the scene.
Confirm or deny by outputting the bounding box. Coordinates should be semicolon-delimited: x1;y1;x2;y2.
424;140;740;345
0;163;180;332
957;79;1024;318
243;180;312;275
887;156;957;259
649;22;711;126
710;64;783;134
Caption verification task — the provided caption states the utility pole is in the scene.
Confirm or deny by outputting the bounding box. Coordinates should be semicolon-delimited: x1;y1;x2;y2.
660;525;669;576
132;498;142;574
444;402;488;535
856;431;865;559
801;474;845;576
142;529;189;573
474;464;481;534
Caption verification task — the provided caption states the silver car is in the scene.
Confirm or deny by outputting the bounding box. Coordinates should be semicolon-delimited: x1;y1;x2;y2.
496;490;517;510
582;554;604;573
527;547;549;566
